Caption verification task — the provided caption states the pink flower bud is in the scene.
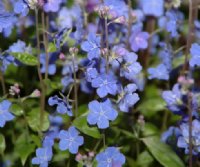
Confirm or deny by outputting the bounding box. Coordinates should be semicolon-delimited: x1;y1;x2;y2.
31;89;41;97
59;53;65;60
75;153;83;162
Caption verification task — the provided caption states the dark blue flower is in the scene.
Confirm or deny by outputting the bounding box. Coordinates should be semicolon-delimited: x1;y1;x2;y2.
141;0;164;17
91;73;118;98
32;147;53;167
120;52;142;80
148;64;169;80
189;43;200;68
81;33;101;60
118;84;140;112
58;126;84;154
87;99;118;129
96;147;125;167
48;95;73;116
0;100;15;128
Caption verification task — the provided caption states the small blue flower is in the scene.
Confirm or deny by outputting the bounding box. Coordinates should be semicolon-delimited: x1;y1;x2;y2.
0;54;15;72
148;64;169;80
58;126;84;154
91;73;118;98
161;126;181;143
32;147;53;167
0;12;15;33
177;119;200;154
9;40;32;54
81;33;101;60
120;52;142;80
129;31;149;52
87;99;118;129
96;147;125;167
162;84;182;113
14;0;29;17
189;43;200;68
141;0;164;17
0;100;15;128
118;84;140;112
43;0;62;13
48;95;73;116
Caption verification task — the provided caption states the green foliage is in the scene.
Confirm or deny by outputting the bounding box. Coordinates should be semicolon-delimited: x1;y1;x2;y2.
27;108;50;132
10;103;24;116
10;52;38;66
0;134;6;155
142;136;184;167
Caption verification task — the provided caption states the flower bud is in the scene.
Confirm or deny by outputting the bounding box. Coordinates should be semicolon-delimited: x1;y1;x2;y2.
30;89;41;97
75;153;83;162
69;47;79;55
113;16;126;24
101;48;109;56
9;83;20;96
59;53;65;60
95;5;110;18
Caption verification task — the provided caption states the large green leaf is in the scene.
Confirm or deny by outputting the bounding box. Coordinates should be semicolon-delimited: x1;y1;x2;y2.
0;134;6;155
15;133;35;165
11;52;38;66
137;151;154;167
73;116;101;139
27;108;50;132
142;136;184;167
10;103;24;116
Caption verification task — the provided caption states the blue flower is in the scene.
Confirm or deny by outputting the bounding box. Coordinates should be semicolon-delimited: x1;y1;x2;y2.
43;0;62;12
58;126;84;154
9;40;32;54
0;100;15;128
161;126;181;143
0;54;15;72
14;0;29;17
96;147;125;167
177;119;200;154
141;0;164;17
32;147;53;167
40;53;57;75
0;12;15;33
81;33;101;60
87;99;118;129
91;73;118;98
118;84;140;112
148;64;169;80
189;43;200;68
129;31;149;52
120;52;142;80
162;84;183;113
48;95;73;116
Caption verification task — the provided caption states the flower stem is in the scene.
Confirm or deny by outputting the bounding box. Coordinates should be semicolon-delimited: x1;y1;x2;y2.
188;94;193;167
0;71;6;95
72;54;78;117
104;17;109;73
35;9;45;131
127;0;132;50
42;11;49;80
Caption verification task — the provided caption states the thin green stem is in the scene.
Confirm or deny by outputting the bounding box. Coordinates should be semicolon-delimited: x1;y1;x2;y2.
72;54;78;117
35;9;45;131
105;17;109;73
0;71;6;95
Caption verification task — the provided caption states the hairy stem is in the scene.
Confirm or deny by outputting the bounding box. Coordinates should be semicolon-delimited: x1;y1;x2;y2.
0;71;6;95
127;0;132;50
105;17;109;73
184;0;198;73
35;9;45;131
72;54;78;117
188;94;193;167
42;12;49;80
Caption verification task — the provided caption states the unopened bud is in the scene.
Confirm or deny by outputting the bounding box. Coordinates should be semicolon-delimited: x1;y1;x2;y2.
88;151;95;157
69;47;79;55
101;48;108;56
108;10;117;20
75;153;83;162
95;5;110;18
113;16;126;24
30;89;41;97
137;115;145;127
9;83;20;96
59;53;65;60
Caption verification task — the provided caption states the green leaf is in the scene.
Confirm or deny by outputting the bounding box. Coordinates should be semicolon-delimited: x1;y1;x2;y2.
142;136;184;167
138;98;166;117
142;123;159;137
15;133;35;165
0;134;6;155
11;52;38;66
27;108;50;132
10;103;24;116
137;151;154;167
48;42;57;52
73;116;101;139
